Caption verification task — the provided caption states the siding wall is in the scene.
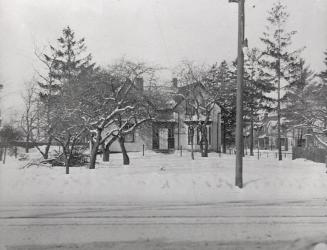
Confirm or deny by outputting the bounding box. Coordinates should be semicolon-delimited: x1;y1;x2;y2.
107;105;222;153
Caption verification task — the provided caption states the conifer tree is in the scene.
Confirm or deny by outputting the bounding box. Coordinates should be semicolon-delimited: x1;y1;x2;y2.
282;59;314;146
319;50;327;84
282;52;327;149
282;59;313;123
34;42;61;159
260;1;301;160
244;48;275;155
213;61;237;153
35;26;94;164
51;26;94;84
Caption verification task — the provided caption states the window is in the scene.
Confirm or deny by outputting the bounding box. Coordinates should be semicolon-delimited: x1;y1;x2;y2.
186;102;195;116
188;126;194;145
197;127;201;145
124;123;135;143
125;133;135;143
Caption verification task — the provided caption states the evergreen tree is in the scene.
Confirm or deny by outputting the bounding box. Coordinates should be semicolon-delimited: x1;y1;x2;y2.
34;26;94;161
283;59;313;123
282;59;314;146
260;1;301;160
51;26;94;84
212;60;237;153
34;43;61;159
282;52;327;149
244;48;275;155
319;50;327;83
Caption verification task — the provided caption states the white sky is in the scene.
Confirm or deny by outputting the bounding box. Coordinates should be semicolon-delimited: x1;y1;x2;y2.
0;0;326;120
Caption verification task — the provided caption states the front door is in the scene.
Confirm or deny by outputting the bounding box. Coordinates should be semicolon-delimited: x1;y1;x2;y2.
159;128;168;150
168;127;175;149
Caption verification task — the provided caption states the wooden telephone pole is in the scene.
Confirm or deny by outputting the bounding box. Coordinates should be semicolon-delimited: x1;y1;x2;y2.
230;0;245;188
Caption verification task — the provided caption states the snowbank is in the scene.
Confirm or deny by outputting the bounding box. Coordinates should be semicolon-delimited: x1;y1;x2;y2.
0;150;326;204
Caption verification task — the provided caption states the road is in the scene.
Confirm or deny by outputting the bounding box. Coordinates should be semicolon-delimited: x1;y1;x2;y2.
0;199;327;249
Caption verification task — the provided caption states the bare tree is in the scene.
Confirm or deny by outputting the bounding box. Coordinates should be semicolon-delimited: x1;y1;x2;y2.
299;82;327;149
0;125;22;163
176;61;222;157
50;81;86;174
20;81;39;153
78;59;158;168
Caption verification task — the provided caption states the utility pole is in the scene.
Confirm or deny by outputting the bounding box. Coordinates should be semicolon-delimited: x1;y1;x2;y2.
229;0;245;188
0;83;3;128
0;84;3;162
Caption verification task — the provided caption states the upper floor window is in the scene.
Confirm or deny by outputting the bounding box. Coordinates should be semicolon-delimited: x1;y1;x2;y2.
185;102;195;116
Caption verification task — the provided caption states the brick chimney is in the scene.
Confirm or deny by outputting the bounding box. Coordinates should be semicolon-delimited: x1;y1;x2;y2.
135;77;144;91
172;78;178;88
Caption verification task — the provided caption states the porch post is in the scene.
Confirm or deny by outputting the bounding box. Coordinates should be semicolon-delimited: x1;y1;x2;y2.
177;112;180;149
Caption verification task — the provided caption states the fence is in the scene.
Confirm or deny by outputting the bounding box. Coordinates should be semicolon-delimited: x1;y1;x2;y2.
292;146;327;163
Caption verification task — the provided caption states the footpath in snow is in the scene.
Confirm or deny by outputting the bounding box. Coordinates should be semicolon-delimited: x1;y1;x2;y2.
0;150;326;204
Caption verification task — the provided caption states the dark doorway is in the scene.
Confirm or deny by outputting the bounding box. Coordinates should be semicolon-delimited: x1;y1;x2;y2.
152;123;175;150
168;127;175;149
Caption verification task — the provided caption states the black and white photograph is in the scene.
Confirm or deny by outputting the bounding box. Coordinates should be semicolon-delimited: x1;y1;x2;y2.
0;0;327;249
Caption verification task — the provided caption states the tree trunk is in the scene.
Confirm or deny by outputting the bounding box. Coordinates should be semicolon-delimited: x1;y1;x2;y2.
199;141;204;156
61;146;70;174
198;125;203;156
2;147;6;164
103;144;110;162
250;117;254;156
43;138;52;159
201;126;208;157
119;136;129;165
65;155;69;174
222;123;226;154
89;129;102;169
204;138;208;157
25;134;30;153
89;143;99;169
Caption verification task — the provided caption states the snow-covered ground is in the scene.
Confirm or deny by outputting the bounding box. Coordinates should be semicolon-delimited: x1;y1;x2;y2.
0;149;326;204
1;151;327;249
